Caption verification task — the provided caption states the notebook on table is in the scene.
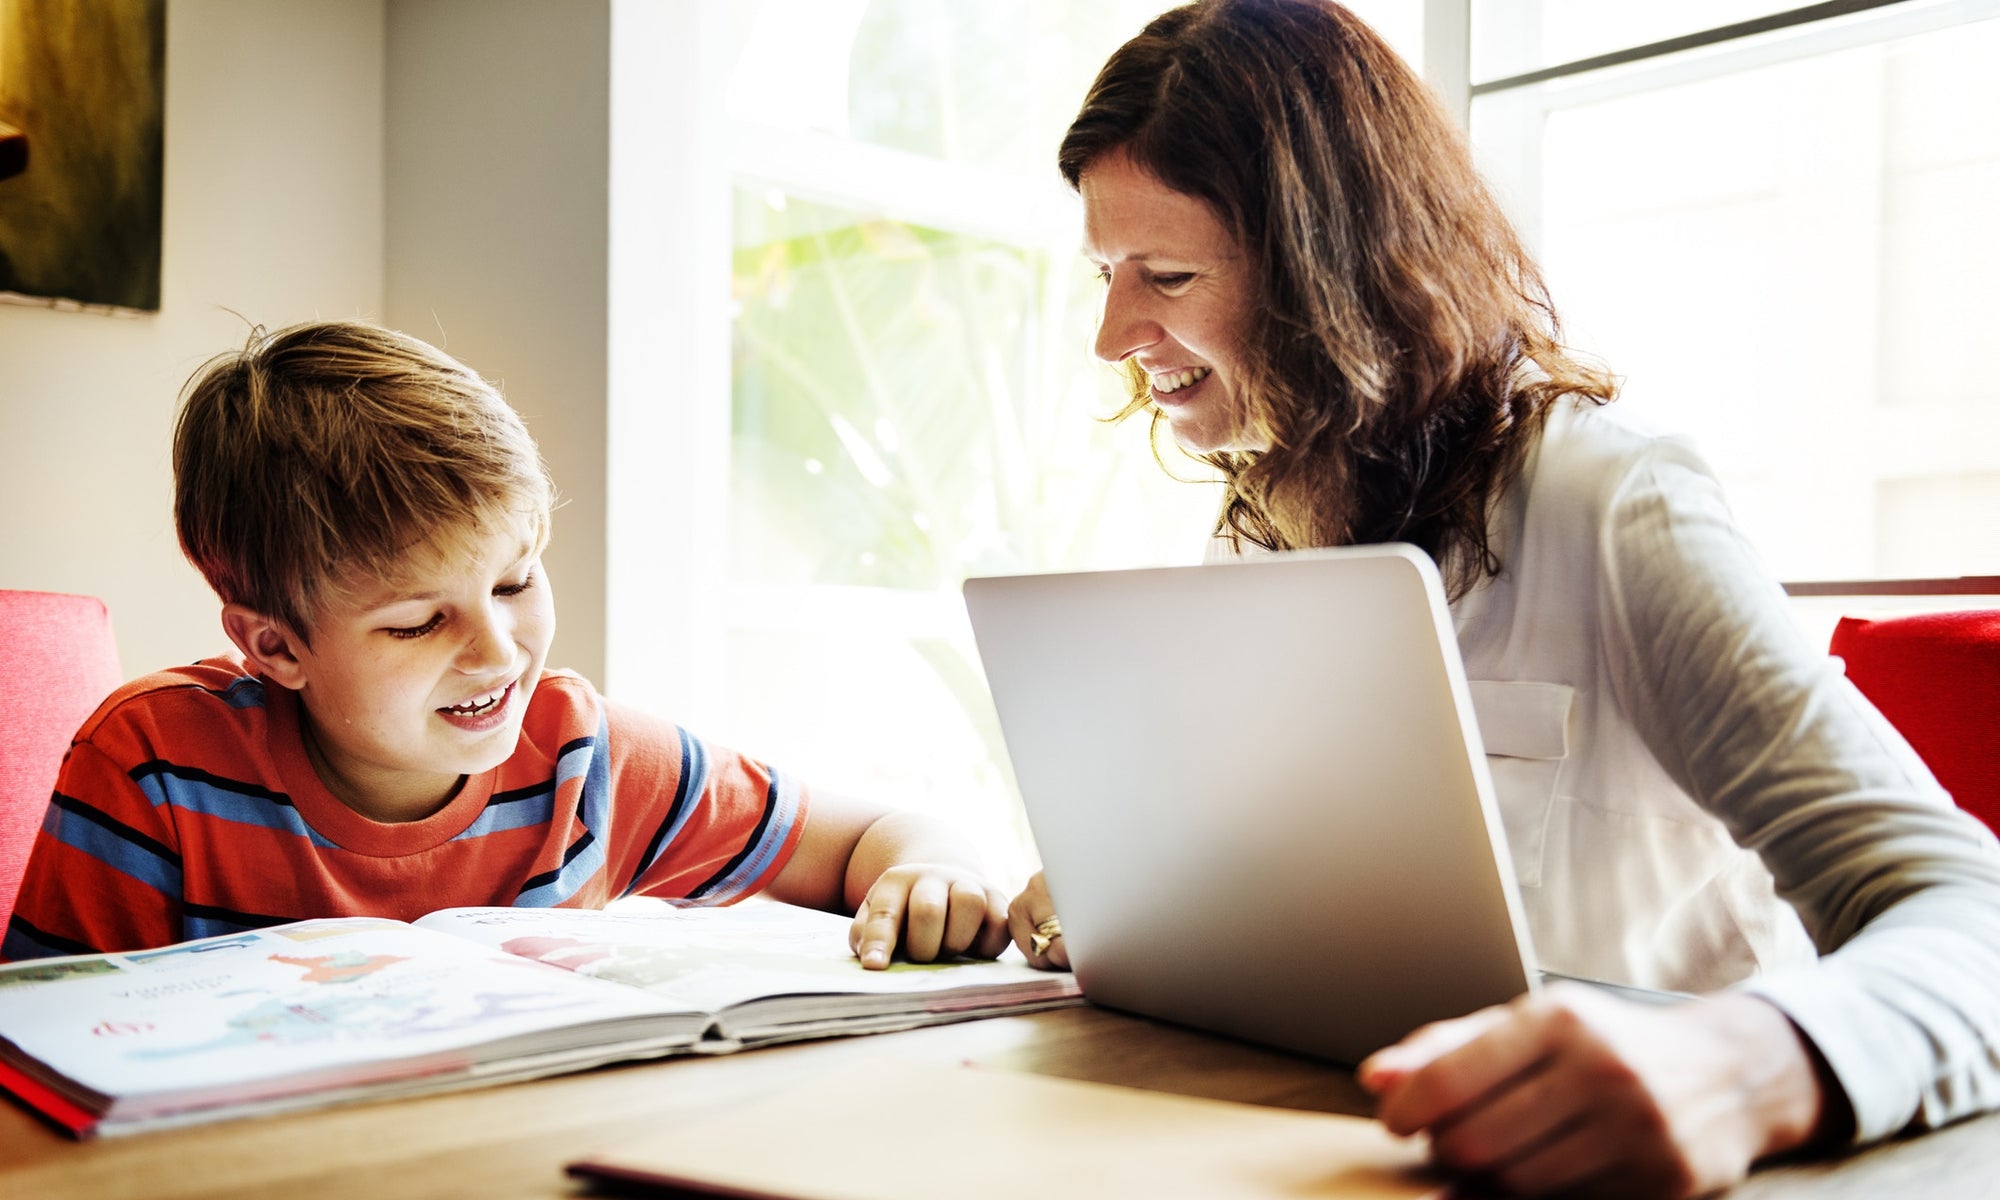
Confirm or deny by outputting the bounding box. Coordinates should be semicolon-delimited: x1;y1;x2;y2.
962;543;1543;1066
566;1060;1437;1199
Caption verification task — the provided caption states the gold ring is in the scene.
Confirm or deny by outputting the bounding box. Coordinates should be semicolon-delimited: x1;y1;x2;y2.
1030;914;1063;957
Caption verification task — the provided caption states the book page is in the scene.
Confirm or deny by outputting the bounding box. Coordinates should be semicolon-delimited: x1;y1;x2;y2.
568;1060;1441;1199
0;918;690;1120
415;903;1080;1022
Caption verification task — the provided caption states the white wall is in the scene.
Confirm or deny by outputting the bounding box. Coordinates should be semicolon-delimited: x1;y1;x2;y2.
0;0;387;678
383;0;612;686
0;0;627;689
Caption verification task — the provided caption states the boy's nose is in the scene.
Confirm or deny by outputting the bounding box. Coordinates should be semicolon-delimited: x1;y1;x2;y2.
457;605;514;672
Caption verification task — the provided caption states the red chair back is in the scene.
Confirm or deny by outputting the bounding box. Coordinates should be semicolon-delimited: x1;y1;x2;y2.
0;590;124;930
1831;610;2000;835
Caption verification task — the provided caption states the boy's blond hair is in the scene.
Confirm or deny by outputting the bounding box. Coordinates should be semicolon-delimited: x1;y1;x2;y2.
173;320;555;640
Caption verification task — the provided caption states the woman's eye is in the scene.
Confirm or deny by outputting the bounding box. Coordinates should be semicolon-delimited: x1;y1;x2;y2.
495;571;536;599
386;613;444;640
1151;272;1194;289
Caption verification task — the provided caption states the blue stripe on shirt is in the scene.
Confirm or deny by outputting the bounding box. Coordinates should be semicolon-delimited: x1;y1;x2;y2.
181;902;298;941
622;725;709;897
684;766;802;906
4;913;102;961
213;675;268;709
42;792;184;897
511;714;612;907
456;781;558;839
128;761;335;848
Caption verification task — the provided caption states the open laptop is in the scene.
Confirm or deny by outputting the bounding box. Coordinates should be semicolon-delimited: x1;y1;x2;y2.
962;543;1542;1066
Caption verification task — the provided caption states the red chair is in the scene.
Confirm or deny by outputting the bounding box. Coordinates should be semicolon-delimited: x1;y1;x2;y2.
1831;610;2000;835
0;590;124;931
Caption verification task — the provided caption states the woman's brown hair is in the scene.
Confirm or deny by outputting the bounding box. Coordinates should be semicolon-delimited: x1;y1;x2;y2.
1061;0;1614;596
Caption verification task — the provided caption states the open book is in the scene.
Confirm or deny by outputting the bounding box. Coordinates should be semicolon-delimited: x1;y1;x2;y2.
0;901;1082;1138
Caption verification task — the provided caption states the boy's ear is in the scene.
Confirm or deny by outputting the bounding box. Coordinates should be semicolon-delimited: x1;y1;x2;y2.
221;604;310;691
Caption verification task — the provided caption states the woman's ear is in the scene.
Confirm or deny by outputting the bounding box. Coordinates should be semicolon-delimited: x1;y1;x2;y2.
221;604;310;690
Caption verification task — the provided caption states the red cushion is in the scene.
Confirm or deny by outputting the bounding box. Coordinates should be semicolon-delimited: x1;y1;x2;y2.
1831;610;2000;835
0;590;124;930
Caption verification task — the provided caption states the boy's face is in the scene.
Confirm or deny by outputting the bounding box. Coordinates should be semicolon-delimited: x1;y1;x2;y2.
286;513;555;822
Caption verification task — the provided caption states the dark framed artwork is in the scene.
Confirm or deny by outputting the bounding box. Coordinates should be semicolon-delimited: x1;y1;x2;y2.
0;0;166;314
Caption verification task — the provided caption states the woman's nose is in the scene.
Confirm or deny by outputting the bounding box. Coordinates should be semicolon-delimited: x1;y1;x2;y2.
1093;273;1161;365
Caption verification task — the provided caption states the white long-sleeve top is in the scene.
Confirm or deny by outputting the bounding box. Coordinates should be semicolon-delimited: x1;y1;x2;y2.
1220;397;2000;1142
1459;399;2000;1143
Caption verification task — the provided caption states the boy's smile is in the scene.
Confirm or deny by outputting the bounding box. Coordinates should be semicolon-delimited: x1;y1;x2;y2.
275;514;556;824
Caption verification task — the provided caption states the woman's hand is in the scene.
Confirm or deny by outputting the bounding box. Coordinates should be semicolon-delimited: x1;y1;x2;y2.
1357;984;1833;1199
1006;870;1071;970
847;863;1011;970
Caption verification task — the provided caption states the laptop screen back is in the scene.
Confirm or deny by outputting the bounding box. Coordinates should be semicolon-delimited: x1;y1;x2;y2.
963;543;1540;1065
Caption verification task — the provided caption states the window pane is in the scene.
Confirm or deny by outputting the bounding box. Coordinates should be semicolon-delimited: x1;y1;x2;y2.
1475;17;2000;580
1473;0;1820;81
731;188;1214;589
730;0;1428;170
724;623;1035;888
1348;1;1427;69
727;0;1166;176
728;189;1221;873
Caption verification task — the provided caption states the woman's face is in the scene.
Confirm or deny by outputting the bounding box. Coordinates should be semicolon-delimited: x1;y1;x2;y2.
1080;150;1262;454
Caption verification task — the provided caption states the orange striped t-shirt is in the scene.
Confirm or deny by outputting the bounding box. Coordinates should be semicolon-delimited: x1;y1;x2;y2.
3;656;807;960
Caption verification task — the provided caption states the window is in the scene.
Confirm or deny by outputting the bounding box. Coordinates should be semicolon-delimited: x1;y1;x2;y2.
715;1;1226;885
1468;1;2000;583
613;5;1996;877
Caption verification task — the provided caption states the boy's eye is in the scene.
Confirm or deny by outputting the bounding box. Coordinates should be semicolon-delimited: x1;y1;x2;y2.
495;571;536;599
386;613;444;640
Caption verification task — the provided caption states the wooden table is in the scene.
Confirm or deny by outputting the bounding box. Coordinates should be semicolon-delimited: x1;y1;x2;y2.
2;1003;1994;1199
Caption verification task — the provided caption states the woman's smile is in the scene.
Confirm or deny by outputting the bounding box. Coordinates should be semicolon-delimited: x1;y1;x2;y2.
1080;149;1259;455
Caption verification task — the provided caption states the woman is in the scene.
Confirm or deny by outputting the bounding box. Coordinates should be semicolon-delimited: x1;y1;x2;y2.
1005;2;2000;1197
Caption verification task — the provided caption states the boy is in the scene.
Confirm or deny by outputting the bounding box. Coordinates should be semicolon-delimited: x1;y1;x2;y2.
4;320;1010;968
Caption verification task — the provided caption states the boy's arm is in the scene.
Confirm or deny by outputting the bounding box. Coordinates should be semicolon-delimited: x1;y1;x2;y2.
762;791;1010;969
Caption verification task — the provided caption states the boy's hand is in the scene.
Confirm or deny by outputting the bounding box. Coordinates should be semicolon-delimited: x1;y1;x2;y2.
765;797;1011;970
848;864;1011;969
